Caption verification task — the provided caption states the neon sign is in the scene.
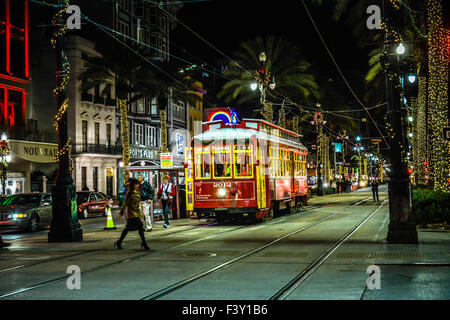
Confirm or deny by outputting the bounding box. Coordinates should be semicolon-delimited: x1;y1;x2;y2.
209;111;232;123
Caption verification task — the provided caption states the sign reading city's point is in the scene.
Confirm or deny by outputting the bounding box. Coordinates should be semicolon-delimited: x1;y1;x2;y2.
161;153;173;169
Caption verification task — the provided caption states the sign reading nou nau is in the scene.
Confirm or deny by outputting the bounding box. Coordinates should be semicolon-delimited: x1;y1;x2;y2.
9;140;58;163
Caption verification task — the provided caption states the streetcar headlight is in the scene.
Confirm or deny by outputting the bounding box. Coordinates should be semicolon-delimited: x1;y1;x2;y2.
217;188;227;198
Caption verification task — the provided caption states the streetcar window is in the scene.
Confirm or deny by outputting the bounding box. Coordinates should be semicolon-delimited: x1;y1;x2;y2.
195;152;211;179
235;152;253;177
213;152;232;178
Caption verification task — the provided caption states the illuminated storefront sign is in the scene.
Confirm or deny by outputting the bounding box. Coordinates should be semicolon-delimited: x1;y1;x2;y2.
130;147;159;160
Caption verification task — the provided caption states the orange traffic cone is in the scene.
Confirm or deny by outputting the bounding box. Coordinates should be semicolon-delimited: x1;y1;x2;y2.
104;207;117;230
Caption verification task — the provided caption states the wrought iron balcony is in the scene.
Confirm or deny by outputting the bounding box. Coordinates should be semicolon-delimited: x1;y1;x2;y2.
72;144;122;155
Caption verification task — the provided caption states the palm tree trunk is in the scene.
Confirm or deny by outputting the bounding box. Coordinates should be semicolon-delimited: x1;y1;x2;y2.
413;75;428;185
160;108;168;153
119;99;130;185
427;0;450;192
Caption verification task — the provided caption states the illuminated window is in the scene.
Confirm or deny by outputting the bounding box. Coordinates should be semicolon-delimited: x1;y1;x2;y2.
213;149;232;179
234;144;253;178
195;148;211;179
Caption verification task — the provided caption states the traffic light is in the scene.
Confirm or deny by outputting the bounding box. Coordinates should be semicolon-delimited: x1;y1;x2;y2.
356;136;361;142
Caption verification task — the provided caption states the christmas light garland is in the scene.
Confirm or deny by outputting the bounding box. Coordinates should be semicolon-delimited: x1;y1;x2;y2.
119;99;130;185
426;0;450;192
52;0;72;170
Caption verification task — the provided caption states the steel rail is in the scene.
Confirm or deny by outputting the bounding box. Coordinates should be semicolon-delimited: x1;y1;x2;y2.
270;200;387;300
140;197;371;300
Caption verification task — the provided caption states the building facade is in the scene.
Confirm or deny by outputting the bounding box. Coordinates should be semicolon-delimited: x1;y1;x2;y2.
1;0;59;195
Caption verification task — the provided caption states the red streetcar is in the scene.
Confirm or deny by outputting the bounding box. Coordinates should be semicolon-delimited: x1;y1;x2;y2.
184;118;308;222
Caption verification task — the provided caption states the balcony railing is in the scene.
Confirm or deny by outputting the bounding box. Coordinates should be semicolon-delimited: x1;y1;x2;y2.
72;144;122;155
81;92;93;102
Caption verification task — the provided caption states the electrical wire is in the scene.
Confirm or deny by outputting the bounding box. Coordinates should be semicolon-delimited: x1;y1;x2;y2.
299;0;390;149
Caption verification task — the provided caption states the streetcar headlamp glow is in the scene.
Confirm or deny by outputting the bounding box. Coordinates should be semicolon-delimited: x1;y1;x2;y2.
217;188;227;198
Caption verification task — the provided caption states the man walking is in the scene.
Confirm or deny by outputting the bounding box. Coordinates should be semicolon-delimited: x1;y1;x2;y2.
138;174;154;232
371;178;379;203
158;175;175;228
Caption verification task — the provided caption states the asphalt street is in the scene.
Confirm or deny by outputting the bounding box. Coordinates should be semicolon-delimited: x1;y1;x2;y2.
0;188;448;300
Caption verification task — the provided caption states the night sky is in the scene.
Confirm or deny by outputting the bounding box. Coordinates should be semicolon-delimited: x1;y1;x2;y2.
172;0;372;111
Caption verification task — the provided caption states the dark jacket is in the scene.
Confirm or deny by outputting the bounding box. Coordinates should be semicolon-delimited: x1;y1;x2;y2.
140;181;154;201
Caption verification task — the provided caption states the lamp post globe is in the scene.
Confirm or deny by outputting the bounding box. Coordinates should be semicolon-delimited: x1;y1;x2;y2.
396;43;406;55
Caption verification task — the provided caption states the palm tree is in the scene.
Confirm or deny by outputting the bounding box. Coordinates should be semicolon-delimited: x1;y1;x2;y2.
218;36;319;123
78;41;157;184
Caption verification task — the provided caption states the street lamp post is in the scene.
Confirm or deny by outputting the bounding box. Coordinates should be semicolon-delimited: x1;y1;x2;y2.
48;0;83;243
384;12;418;243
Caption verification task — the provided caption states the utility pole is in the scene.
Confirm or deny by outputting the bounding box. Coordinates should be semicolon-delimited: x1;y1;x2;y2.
384;4;418;244
48;0;83;243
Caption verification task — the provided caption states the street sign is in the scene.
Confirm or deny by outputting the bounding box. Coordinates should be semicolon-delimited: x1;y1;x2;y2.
334;143;342;153
444;127;450;141
160;153;173;169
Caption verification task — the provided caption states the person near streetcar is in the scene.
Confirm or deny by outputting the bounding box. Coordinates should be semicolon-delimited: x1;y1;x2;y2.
138;174;154;232
115;178;150;251
157;175;176;228
371;178;380;203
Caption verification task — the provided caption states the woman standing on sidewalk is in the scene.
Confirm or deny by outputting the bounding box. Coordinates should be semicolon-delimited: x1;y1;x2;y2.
115;178;150;250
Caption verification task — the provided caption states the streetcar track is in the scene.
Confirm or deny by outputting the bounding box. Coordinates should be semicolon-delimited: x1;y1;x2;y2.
270;200;387;300
140;197;371;300
0;195;372;299
0;223;253;299
0;198;354;274
0;222;230;274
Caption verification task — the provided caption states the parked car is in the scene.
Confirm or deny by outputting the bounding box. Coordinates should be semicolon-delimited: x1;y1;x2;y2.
97;192;113;206
76;191;110;219
0;193;53;232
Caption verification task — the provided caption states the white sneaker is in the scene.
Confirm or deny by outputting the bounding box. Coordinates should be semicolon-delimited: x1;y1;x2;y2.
163;224;170;228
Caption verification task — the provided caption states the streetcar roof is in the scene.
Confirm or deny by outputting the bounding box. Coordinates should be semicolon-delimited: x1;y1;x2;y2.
193;127;307;150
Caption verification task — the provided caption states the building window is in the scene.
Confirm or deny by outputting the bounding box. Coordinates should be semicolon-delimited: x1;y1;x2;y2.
136;2;145;17
95;122;100;145
81;167;87;189
146;126;156;147
150;5;157;25
82;120;88;151
136;98;145;114
150;35;158;56
134;123;144;145
93;167;98;191
151;96;158;116
161;16;167;32
118;20;129;38
106;123;111;146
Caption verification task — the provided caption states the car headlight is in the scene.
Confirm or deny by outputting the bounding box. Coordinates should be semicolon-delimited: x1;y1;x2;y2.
217;188;227;198
10;213;27;219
